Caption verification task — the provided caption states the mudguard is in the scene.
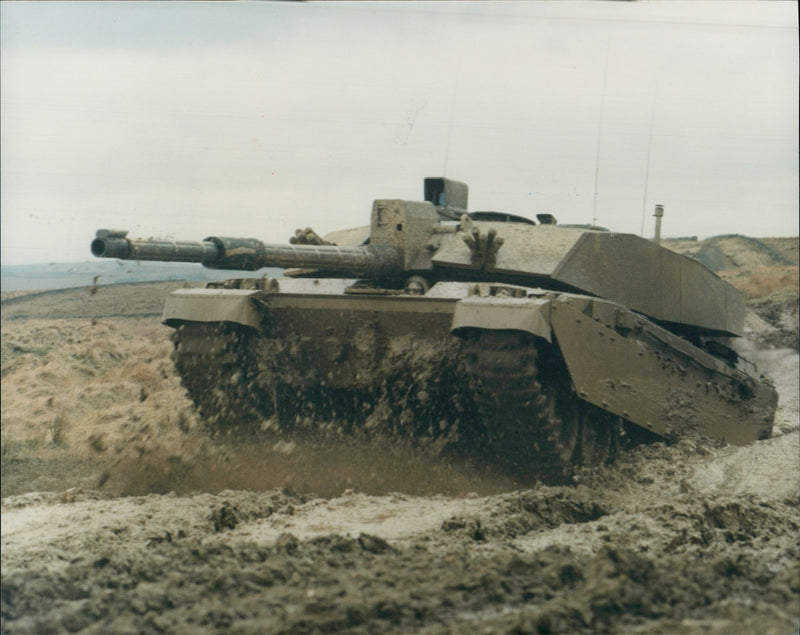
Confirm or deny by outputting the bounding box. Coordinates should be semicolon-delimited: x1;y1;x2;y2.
451;296;552;342
163;288;264;329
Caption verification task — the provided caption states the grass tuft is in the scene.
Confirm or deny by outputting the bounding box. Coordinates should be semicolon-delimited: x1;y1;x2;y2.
50;411;69;446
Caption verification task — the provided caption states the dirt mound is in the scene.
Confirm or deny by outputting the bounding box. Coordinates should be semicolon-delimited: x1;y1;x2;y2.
3;447;798;634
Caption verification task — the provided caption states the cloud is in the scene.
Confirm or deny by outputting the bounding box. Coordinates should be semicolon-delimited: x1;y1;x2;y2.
1;2;797;265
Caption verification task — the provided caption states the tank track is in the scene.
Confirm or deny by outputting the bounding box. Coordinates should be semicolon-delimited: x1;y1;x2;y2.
462;330;623;481
172;321;477;444
171;322;272;434
172;321;624;480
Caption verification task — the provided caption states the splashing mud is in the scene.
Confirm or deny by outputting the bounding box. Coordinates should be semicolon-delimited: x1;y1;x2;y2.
101;435;523;499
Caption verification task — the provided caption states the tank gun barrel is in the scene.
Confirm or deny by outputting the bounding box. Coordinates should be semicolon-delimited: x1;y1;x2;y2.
91;230;220;263
90;229;402;276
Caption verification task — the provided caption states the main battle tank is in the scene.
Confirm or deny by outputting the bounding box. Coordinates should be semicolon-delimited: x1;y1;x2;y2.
91;177;777;480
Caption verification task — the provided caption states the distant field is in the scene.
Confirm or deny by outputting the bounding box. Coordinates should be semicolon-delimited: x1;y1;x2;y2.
0;261;280;292
0;281;197;320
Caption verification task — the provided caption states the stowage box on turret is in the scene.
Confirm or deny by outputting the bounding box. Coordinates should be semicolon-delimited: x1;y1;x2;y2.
91;177;777;480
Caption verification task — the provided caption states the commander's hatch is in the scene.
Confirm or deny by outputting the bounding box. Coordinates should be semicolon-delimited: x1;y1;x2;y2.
424;177;468;220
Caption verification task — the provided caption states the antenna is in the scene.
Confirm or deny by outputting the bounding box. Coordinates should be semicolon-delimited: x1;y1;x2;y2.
640;84;658;237
592;42;610;228
442;62;461;176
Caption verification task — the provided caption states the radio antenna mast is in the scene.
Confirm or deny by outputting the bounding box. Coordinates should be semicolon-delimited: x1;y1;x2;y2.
640;84;658;236
592;43;610;228
442;63;461;176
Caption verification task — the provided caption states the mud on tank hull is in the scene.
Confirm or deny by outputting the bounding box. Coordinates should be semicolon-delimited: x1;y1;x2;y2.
163;278;777;482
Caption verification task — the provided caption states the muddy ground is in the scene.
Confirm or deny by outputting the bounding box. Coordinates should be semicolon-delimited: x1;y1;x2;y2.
2;252;799;634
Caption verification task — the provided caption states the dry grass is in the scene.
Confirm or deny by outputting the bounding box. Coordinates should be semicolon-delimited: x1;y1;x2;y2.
0;317;200;464
721;265;799;300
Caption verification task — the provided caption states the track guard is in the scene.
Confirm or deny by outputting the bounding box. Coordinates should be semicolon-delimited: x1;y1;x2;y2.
162;288;264;329
451;296;552;342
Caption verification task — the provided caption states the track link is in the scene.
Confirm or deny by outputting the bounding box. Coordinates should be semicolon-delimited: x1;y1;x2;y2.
172;322;270;433
463;330;622;481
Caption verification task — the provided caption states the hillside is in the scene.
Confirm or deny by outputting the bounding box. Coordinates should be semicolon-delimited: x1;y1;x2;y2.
663;235;798;271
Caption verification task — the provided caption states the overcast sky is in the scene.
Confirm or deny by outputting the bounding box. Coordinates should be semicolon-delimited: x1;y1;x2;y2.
1;1;797;266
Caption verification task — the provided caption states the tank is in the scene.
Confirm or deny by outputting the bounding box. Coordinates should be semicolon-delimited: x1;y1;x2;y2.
90;177;777;480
